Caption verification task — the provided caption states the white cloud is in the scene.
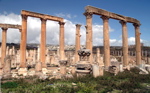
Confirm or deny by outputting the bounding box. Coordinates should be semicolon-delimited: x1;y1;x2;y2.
55;13;77;19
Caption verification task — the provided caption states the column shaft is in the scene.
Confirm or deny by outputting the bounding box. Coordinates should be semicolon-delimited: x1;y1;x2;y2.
120;21;128;66
133;23;141;65
59;22;65;60
20;15;27;68
84;12;93;63
101;16;110;67
75;24;81;63
1;28;7;68
40;18;47;68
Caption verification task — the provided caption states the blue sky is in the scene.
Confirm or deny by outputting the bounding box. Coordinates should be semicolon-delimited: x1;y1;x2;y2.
0;0;150;46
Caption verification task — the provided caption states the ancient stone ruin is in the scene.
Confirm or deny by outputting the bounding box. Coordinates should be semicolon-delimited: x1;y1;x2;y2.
0;6;150;79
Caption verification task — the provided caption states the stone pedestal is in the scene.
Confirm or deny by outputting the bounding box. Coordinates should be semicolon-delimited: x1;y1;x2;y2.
35;62;42;72
3;56;11;77
59;60;67;75
42;68;48;74
92;64;100;78
18;68;27;76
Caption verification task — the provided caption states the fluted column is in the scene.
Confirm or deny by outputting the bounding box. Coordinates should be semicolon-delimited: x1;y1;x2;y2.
101;16;110;68
40;18;47;68
59;22;65;60
120;20;128;66
84;12;93;63
20;14;28;68
133;23;141;66
75;24;81;63
1;27;8;68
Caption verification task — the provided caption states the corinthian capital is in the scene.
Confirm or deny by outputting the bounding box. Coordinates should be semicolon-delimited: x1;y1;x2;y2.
21;14;28;21
84;12;93;19
101;16;109;21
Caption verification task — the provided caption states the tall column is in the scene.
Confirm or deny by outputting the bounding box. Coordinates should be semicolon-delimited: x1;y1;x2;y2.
133;23;141;66
101;16;110;69
40;18;47;68
59;22;65;60
120;20;128;67
20;15;28;68
84;12;93;63
75;24;81;63
1;27;8;68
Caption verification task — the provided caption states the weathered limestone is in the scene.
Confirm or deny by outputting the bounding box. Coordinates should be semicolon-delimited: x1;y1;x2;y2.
40;18;47;68
84;12;93;63
19;15;28;75
20;15;28;68
1;27;7;69
59;22;65;60
96;48;104;66
75;24;81;63
133;23;141;66
3;56;11;77
84;6;141;70
101;16;110;69
120;21;128;67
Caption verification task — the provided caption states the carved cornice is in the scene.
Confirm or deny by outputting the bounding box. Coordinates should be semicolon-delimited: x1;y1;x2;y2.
84;12;93;19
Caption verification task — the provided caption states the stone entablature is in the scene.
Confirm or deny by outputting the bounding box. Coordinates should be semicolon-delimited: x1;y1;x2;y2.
0;24;21;30
85;6;140;25
21;10;63;22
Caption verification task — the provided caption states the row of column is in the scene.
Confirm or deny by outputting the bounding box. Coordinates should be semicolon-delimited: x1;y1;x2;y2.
84;12;141;67
20;15;65;69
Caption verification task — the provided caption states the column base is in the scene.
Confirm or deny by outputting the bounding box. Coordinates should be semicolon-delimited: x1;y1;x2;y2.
0;68;3;76
18;68;27;76
42;68;48;74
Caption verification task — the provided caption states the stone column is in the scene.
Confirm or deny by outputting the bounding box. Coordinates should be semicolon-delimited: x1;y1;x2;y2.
18;14;28;76
101;16;110;69
1;27;8;69
20;14;28;68
133;23;141;66
84;12;93;63
0;46;1;58
59;22;65;60
120;21;128;67
40;18;47;68
75;24;81;63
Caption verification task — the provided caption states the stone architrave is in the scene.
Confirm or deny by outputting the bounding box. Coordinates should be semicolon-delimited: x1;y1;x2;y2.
133;23;141;66
59;22;65;60
75;24;81;63
101;15;110;69
1;27;8;69
40;18;47;68
120;20;128;67
84;12;93;63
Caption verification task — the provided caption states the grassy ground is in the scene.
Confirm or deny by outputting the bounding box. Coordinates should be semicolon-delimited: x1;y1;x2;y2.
1;68;150;93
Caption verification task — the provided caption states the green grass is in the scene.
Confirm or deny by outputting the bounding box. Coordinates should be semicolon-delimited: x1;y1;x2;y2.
1;68;150;93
